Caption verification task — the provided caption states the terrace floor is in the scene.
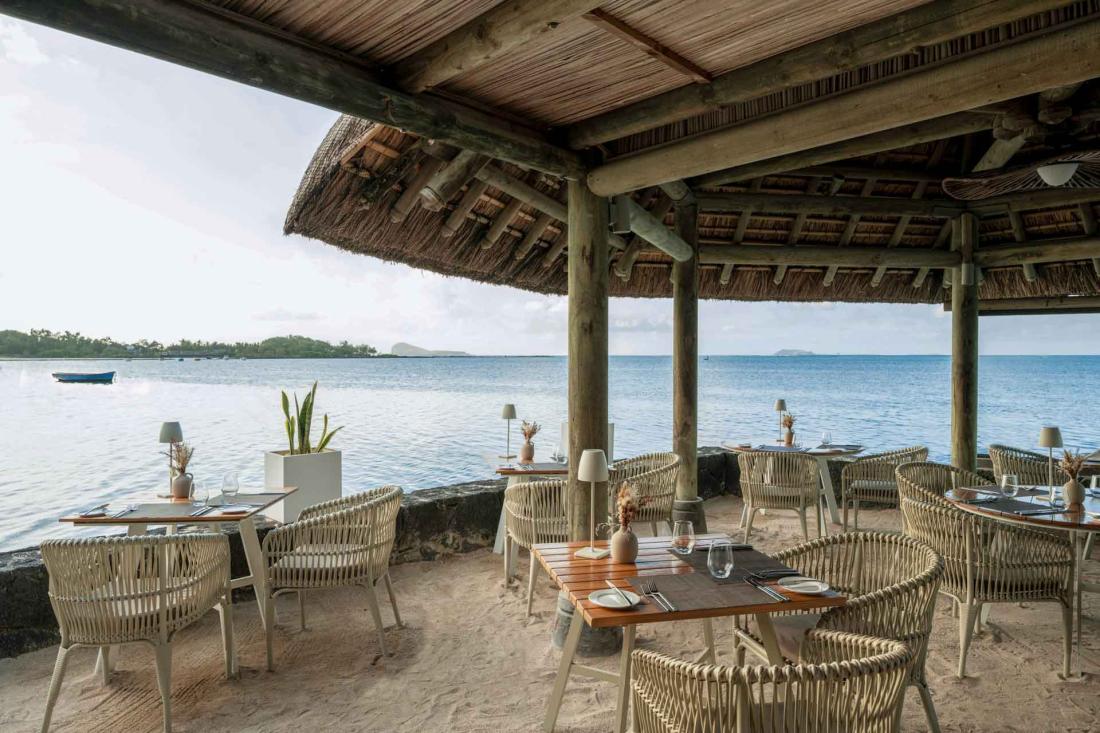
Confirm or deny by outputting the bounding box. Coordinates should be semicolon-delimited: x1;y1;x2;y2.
3;495;1099;732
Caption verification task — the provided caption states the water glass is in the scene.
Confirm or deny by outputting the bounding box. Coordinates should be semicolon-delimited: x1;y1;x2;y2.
999;474;1019;498
221;471;239;500
707;540;735;579
191;479;209;506
670;520;696;555
821;431;832;447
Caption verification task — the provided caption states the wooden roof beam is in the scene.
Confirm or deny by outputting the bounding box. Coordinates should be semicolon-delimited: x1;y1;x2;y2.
612;195;693;262
945;295;1100;315
395;0;596;93
587;19;1100;195
699;245;960;269
696;192;963;218
973;236;1100;268
568;0;1070;148
583;9;710;84
0;0;585;179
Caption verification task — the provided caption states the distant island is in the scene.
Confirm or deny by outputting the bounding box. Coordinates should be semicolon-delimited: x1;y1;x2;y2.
0;329;382;359
773;349;815;356
391;342;471;357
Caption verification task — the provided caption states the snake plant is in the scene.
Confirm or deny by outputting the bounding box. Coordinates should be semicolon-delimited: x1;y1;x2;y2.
281;381;343;455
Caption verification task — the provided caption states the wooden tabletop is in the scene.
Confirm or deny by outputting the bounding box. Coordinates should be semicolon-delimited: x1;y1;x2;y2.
721;440;863;457
496;462;569;476
947;486;1100;532
533;534;845;628
60;488;297;525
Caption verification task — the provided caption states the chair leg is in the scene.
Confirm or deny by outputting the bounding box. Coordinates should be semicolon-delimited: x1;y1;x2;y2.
798;509;809;541
264;596;275;672
99;645;112;685
383;572;403;627
526;552;540;618
503;533;513;585
40;645;71;733
649;521;659;537
841;498;849;532
364;581;388;657
297;590;306;632
743;508;757;544
916;682;942;733
738;504;747;529
1061;600;1073;679
853;499;860;530
217;598;235;679
957;602;979;678
1085;532;1095;560
977;603;991;633
154;643;173;733
818;503;828;538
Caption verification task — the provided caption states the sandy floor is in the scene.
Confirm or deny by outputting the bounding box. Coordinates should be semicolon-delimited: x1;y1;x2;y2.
3;494;1099;732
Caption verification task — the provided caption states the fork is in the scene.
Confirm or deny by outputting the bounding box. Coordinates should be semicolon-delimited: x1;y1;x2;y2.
640;581;676;612
110;504;137;519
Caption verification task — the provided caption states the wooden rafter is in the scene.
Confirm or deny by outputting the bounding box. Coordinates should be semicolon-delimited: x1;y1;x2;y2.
583;9;710;84
945;295;1100;315
695;192;962;218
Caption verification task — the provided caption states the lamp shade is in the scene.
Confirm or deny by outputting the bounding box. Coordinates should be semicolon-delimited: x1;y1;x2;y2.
501;403;517;420
774;399;787;413
577;449;609;482
158;421;183;444
1038;426;1063;449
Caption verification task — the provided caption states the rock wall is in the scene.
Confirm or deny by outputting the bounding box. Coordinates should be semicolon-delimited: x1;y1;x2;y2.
0;448;825;658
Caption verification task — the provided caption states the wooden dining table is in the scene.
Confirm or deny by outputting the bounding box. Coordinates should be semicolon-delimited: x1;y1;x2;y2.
485;450;568;555
946;485;1100;677
535;533;846;733
60;488;296;675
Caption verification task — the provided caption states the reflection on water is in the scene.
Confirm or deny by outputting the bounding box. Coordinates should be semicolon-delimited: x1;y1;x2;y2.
1;355;1097;550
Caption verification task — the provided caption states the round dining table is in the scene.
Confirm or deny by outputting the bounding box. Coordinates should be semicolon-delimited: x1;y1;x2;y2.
946;485;1100;677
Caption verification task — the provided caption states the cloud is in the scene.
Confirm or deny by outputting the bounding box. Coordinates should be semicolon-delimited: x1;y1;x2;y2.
253;309;322;322
611;315;673;334
0;20;48;66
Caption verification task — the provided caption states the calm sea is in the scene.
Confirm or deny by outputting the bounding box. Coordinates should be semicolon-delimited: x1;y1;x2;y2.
2;355;1097;551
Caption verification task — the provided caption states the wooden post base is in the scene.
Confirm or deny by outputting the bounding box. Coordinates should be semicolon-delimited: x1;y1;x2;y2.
672;497;708;533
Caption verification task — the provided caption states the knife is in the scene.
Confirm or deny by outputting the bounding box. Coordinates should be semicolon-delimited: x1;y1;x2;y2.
605;580;632;607
1017;508;1064;516
747;577;788;602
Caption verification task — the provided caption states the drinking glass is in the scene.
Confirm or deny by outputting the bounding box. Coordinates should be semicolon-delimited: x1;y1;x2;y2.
1091;475;1099;494
820;431;832;447
221;471;239;500
707;540;735;579
1000;474;1019;498
670;520;696;555
191;479;209;507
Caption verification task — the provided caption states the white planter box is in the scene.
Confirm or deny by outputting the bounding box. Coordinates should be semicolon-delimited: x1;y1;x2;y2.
264;449;342;523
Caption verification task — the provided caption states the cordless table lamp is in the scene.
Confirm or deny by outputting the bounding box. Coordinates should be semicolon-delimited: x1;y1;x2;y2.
1039;426;1063;500
500;404;517;460
158;421;183;493
575;449;611;560
774;399;787;442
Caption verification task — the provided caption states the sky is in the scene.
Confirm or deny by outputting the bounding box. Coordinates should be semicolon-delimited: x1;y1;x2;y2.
1;18;1097;356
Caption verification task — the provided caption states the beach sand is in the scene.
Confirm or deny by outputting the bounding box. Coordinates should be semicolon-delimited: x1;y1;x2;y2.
2;494;1098;732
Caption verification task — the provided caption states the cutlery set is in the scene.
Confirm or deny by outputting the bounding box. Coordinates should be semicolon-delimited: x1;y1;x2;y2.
638;580;676;612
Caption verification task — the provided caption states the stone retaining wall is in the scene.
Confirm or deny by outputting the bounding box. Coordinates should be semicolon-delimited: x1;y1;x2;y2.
0;447;823;658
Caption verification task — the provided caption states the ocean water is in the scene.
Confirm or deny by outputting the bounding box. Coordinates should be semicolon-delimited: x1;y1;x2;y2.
2;355;1097;551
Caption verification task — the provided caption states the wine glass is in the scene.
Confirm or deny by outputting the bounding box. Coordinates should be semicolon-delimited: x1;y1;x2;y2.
670;520;696;555
1000;473;1019;498
191;479;208;507
820;431;832;447
707;540;735;579
221;471;239;501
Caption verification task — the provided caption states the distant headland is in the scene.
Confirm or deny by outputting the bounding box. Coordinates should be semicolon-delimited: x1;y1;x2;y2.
391;342;472;357
773;349;815;357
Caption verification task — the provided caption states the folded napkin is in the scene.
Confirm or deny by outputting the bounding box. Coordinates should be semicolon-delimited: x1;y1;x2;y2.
751;568;803;580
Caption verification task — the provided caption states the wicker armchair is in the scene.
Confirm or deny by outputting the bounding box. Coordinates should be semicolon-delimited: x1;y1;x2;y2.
988;443;1052;486
632;629;911;733
896;461;1073;678
261;486;403;669
609;452;680;535
503;479;568;616
733;532;945;732
39;534;233;733
840;446;929;530
738;451;822;542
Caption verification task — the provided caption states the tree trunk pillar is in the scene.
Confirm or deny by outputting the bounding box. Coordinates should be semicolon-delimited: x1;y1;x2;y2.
951;212;979;472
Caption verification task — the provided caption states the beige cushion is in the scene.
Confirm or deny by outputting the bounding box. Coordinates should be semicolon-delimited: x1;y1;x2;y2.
273;543;368;571
849;479;895;494
769;612;823;661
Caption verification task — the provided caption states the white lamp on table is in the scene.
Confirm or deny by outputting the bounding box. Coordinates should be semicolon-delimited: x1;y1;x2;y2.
774;399;787;442
574;449;611;560
158;421;183;493
1039;426;1063;501
500;404;517;460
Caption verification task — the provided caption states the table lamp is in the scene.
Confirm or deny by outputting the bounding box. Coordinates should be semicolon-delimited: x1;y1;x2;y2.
159;421;183;492
575;449;611;560
774;399;787;442
500;404;517;460
1039;426;1063;498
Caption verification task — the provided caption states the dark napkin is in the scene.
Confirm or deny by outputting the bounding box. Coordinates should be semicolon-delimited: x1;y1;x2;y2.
972;497;1053;515
665;547;796;584
627;572;780;612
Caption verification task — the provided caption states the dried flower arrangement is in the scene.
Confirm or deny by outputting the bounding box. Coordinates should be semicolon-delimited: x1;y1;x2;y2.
782;413;796;430
164;441;194;477
1061;449;1087;481
521;420;541;442
616;482;649;531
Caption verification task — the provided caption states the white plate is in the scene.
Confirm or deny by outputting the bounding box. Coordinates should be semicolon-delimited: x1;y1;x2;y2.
777;576;830;595
588;588;641;609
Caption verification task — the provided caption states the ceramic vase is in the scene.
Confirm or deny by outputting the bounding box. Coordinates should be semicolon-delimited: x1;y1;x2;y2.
1063;478;1085;509
783;429;795;447
610;526;638;564
171;472;193;500
519;441;535;464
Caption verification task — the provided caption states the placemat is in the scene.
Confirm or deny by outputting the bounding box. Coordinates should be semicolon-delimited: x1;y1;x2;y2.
960;496;1050;515
665;547;795;584
960;485;1046;498
626;572;779;611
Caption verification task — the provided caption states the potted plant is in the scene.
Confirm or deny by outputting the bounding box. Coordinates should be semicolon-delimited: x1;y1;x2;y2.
168;442;195;499
1061;449;1087;509
264;381;344;522
610;483;647;564
519;420;540;464
782;413;796;446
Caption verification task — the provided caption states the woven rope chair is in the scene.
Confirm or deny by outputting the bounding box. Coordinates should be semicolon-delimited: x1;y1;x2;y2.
840;446;929;531
261;486;403;669
503;479;568;616
896;461;1073;678
738;451;823;542
731;532;945;732
632;629;912;733
40;534;233;733
609;452;680;535
988;444;1052;486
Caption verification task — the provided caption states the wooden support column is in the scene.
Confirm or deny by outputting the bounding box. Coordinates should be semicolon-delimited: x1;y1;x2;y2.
567;179;609;542
671;199;705;532
951;213;979;472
